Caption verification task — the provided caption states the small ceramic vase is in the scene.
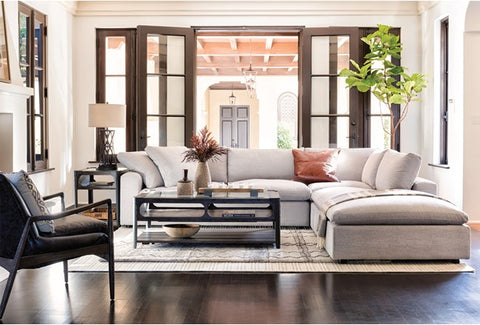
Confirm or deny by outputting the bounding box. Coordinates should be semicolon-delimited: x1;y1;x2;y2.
177;169;193;196
194;161;211;192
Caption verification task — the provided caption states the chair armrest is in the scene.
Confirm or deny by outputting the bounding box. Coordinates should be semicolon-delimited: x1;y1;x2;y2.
42;192;64;201
43;192;65;211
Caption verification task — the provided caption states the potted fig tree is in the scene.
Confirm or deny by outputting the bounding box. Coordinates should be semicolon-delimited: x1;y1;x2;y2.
339;24;427;149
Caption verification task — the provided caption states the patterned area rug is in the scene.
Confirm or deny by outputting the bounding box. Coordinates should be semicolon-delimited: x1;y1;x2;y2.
67;227;474;273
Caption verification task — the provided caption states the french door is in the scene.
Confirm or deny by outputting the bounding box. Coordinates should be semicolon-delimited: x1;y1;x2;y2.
220;105;250;148
301;27;361;148
97;26;397;151
136;26;195;150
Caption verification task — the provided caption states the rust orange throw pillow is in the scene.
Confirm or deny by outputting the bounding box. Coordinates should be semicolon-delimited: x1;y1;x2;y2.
291;149;339;184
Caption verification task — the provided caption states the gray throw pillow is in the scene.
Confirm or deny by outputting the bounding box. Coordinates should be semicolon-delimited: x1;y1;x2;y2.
117;151;164;188
5;170;55;233
146;146;197;187
375;150;422;190
361;149;387;188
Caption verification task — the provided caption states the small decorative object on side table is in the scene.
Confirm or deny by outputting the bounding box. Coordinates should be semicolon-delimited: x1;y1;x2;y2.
74;167;128;225
182;126;228;192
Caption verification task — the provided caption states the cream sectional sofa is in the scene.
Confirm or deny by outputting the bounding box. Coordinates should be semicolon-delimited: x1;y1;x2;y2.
118;147;470;261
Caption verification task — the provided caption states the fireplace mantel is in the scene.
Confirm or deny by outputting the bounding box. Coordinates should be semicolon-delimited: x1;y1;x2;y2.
0;83;33;98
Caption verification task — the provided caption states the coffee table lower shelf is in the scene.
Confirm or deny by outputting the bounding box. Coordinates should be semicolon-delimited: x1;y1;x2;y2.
137;229;277;246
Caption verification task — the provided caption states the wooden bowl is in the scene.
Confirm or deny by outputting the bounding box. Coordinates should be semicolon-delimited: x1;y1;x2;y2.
163;224;200;238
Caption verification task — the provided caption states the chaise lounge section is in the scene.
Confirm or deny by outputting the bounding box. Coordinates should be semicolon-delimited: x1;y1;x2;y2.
117;147;470;261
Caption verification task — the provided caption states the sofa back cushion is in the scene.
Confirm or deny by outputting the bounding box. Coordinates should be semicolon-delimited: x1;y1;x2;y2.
208;153;228;183
305;148;374;181
375;149;421;190
227;148;295;182
361;149;387;188
117;151;164;188
146;146;196;187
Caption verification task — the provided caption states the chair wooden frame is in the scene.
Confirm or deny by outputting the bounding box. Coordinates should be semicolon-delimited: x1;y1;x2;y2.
0;191;115;319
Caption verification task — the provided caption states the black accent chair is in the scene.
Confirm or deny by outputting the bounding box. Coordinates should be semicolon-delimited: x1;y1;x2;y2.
0;173;114;319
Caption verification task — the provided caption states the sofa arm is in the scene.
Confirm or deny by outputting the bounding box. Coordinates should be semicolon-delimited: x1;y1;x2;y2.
120;171;143;226
412;177;437;195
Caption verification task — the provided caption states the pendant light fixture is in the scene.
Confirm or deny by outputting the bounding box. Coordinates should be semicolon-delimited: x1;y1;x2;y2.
243;38;257;98
229;83;236;105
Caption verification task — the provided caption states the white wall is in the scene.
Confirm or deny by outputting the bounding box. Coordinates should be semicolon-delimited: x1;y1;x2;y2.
464;1;480;220
420;1;468;209
2;2;74;204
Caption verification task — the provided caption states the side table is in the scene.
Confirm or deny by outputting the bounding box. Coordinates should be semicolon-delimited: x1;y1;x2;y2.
74;167;128;225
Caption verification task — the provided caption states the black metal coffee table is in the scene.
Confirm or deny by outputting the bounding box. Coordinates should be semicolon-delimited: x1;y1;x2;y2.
133;190;281;248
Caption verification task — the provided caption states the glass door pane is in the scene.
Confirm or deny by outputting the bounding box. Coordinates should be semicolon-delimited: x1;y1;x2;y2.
311;35;350;148
301;28;360;148
137;26;194;149
105;35;127;154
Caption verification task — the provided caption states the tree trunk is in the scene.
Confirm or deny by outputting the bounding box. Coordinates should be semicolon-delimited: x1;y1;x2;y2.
390;117;396;150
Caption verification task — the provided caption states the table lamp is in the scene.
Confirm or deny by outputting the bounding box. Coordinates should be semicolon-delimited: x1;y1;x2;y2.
88;103;126;170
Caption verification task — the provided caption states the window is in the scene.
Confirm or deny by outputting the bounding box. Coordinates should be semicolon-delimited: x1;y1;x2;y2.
19;3;48;171
96;29;136;156
440;18;449;165
277;92;298;148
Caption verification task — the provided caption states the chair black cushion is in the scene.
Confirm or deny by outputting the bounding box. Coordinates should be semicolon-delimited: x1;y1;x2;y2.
22;214;110;256
45;214;108;237
24;233;109;256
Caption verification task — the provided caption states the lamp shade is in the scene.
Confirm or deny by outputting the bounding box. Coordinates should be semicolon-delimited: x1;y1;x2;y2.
88;103;126;128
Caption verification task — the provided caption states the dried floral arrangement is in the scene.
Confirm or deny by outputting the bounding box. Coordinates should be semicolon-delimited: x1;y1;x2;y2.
182;126;229;163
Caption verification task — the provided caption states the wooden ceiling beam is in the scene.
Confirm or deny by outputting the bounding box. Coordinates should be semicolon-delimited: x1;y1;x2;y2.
197;42;297;56
229;37;237;50
265;37;273;50
202;55;212;63
197;62;297;68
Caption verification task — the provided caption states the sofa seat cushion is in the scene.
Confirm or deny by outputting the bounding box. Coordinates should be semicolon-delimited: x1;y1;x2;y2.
229;179;311;201
309;181;372;192
312;191;468;225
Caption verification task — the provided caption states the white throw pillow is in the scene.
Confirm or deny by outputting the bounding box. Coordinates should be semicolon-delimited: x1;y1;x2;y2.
146;146;197;187
361;149;387;188
117;151;164;188
375;150;421;190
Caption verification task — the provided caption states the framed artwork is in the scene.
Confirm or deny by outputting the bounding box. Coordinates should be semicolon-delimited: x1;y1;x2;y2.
0;1;10;83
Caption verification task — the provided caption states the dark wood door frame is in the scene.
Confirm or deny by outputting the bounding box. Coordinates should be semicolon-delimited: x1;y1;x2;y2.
136;25;195;150
300;27;361;148
96;28;137;154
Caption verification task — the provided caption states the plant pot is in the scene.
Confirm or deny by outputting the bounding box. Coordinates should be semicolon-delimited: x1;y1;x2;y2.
194;161;211;192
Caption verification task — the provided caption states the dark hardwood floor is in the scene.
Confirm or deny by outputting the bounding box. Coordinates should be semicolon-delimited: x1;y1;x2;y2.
1;228;480;324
